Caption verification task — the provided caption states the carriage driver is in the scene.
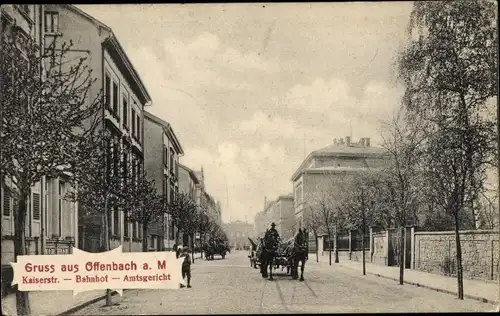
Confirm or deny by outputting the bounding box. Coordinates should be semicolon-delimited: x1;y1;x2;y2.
269;222;281;243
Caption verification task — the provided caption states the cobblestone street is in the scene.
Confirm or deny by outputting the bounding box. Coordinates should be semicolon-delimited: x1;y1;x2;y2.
69;251;495;315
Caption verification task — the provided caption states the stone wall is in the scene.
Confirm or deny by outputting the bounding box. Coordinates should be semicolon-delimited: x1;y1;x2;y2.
350;250;370;262
371;232;387;266
413;230;499;281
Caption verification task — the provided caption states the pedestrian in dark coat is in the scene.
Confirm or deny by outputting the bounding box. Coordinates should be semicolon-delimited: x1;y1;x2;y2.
180;246;192;288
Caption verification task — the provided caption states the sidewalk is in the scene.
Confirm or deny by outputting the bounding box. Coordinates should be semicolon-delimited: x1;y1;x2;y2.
1;290;108;316
314;253;499;305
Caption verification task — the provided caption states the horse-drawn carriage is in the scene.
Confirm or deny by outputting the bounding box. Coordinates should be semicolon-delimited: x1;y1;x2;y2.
253;229;309;281
204;240;228;260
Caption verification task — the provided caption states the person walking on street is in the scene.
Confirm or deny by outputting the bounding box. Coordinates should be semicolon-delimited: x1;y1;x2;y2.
175;244;181;259
180;246;192;288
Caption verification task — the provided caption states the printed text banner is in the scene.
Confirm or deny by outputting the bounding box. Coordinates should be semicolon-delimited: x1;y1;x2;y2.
10;246;184;296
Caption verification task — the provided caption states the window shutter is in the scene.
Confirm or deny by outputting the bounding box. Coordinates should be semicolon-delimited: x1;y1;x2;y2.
163;146;166;166
32;193;41;221
3;189;11;216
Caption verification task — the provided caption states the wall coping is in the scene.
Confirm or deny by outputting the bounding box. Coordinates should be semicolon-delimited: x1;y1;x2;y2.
414;229;499;236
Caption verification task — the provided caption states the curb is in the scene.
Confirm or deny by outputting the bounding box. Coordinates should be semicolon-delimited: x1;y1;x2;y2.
56;290;126;316
316;260;499;306
368;272;498;306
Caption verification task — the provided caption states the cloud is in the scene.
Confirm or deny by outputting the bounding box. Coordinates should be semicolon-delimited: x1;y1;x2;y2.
238;111;297;136
221;47;278;73
159;32;277;90
181;141;297;222
267;77;404;146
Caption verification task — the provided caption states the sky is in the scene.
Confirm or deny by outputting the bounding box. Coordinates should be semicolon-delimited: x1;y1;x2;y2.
77;2;414;224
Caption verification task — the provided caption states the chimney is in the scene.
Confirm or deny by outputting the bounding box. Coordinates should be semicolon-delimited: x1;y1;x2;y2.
365;137;371;147
345;136;351;146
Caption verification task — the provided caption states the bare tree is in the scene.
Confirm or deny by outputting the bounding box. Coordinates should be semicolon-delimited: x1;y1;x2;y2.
379;109;425;285
397;0;497;299
69;131;129;306
476;189;499;229
303;205;323;263
168;191;199;257
1;24;101;315
339;170;384;276
307;173;349;266
125;170;166;253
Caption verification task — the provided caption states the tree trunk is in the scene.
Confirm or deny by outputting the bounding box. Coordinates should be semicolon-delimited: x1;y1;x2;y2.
191;232;195;264
103;197;112;306
15;190;31;316
362;229;366;276
334;231;339;263
200;232;204;259
328;233;332;266
399;226;404;285
314;233;319;263
454;213;464;299
142;224;148;253
175;229;180;245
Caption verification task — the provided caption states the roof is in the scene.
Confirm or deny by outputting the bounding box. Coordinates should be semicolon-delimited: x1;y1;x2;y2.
179;164;200;184
277;194;293;201
66;5;112;31
194;171;203;183
291;142;389;182
67;5;152;105
313;143;388;155
144;111;184;155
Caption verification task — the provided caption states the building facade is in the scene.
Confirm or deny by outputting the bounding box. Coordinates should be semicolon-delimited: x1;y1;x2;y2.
2;4;152;260
275;194;295;241
42;4;152;253
252;195;294;241
178;164;200;245
291;136;391;250
253;198;276;238
1;5;81;263
144;111;183;251
223;220;254;250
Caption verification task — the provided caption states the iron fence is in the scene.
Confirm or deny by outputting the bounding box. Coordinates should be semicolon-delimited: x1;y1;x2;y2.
323;235;349;251
351;235;370;251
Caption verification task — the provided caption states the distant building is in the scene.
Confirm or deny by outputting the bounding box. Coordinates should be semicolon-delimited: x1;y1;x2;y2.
291;136;391;251
223;220;254;249
275;194;295;241
253;195;295;240
254;197;275;238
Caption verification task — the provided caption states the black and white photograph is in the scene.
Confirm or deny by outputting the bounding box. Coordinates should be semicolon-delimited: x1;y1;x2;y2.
1;2;499;315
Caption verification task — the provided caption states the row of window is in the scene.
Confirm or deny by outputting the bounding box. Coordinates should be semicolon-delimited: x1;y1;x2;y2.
229;231;249;238
44;11;58;34
111;208;143;240
162;176;178;205
105;72;141;143
11;6;58;34
2;180;71;239
295;184;303;205
163;145;178;176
